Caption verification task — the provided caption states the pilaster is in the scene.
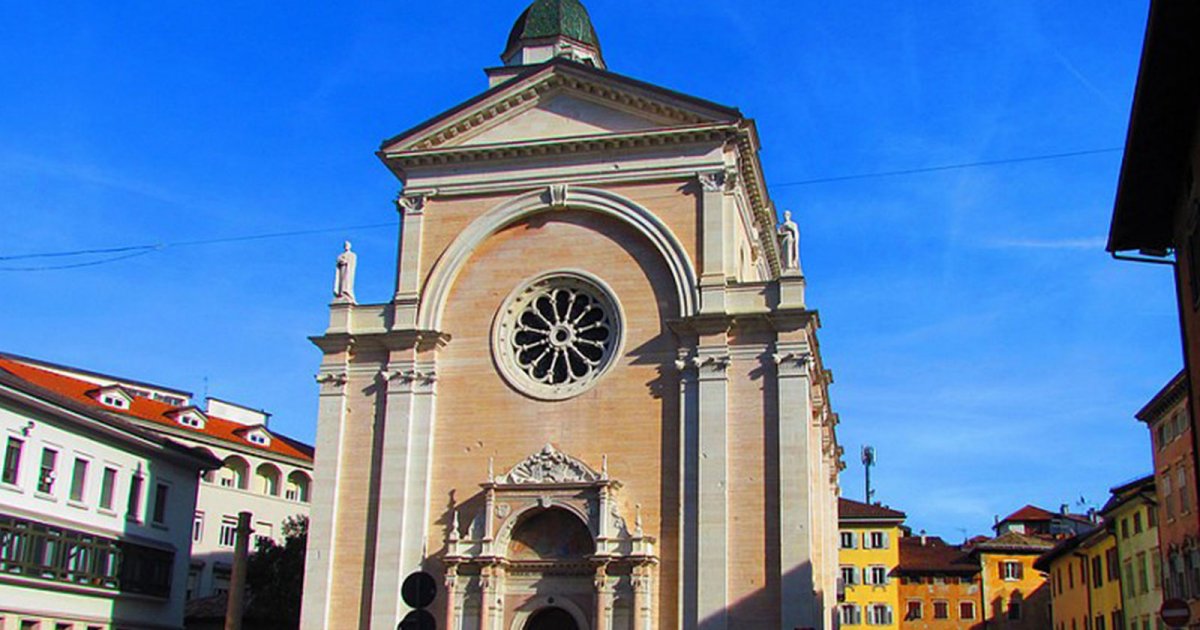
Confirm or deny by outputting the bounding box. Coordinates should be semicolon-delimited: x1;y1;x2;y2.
300;365;350;630
369;352;439;630
392;193;427;328
698;170;732;314
677;343;730;630
594;564;614;630
773;343;818;628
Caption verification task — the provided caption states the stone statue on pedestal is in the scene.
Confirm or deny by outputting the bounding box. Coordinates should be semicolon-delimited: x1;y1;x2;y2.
777;210;801;272
333;241;357;303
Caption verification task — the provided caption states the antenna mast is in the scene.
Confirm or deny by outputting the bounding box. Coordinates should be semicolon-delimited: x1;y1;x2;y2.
861;445;876;504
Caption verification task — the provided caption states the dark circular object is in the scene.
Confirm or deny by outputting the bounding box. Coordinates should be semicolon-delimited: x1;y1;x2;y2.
397;609;436;630
401;571;437;609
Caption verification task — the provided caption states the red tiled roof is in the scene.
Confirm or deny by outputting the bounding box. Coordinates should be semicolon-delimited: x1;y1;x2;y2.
0;358;312;462
1002;504;1057;522
895;536;979;575
969;531;1057;554
839;497;906;521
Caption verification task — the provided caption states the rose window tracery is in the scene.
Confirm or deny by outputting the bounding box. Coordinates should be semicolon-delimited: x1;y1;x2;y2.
493;273;622;400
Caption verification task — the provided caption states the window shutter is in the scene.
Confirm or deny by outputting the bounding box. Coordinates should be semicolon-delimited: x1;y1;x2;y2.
862;532;869;549
1016;562;1025;579
882;531;890;548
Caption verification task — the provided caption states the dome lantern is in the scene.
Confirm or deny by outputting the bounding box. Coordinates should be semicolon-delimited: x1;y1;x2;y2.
501;0;605;69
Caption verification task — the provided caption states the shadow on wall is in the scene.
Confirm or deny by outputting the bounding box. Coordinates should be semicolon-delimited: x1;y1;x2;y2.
987;581;1050;630
698;560;823;629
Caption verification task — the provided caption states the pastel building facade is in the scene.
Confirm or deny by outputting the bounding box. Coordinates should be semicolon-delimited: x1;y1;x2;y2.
837;498;904;628
0;355;314;604
1101;474;1161;630
970;532;1053;630
300;1;843;629
894;535;982;630
0;359;216;629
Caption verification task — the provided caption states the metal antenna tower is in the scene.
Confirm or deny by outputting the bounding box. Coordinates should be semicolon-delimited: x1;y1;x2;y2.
861;445;876;504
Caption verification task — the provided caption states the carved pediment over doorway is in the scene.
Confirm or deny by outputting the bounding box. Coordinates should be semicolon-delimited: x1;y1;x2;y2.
496;443;601;485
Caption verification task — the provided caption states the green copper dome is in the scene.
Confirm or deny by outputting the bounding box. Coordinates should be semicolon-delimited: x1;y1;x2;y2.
505;0;602;54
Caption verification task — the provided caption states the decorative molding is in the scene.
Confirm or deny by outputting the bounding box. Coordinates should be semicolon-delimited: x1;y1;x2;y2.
396;193;426;216
698;170;725;193
496;443;600;485
547;183;569;209
390;69;717;154
381;368;437;385
314;371;347;393
772;351;812;370
673;353;730;373
418;186;699;330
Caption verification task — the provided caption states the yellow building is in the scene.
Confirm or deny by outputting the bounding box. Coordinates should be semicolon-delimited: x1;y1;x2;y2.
838;498;906;628
971;532;1054;629
1101;475;1162;630
1035;526;1123;630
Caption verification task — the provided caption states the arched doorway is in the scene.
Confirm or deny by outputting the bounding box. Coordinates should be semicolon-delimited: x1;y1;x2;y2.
524;607;579;630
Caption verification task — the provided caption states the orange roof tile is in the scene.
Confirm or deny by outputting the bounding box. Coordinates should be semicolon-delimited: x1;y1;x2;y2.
0;358;312;462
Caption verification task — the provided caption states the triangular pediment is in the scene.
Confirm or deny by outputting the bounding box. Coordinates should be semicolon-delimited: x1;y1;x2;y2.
380;59;741;155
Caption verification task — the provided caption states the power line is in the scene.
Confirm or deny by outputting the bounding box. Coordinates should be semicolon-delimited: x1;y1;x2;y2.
772;147;1123;187
0;145;1125;271
0;221;396;272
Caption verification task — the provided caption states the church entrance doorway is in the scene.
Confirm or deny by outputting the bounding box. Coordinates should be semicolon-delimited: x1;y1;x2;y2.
524;606;579;630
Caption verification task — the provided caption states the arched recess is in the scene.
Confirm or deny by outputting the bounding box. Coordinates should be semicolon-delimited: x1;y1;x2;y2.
255;463;281;496
195;448;219;483
417;186;698;331
493;499;595;556
220;455;249;490
507;507;595;560
286;470;311;502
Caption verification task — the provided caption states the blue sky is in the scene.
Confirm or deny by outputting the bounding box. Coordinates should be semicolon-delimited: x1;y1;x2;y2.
0;1;1173;540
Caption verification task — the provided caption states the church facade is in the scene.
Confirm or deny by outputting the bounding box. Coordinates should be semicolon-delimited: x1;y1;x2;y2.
301;2;842;629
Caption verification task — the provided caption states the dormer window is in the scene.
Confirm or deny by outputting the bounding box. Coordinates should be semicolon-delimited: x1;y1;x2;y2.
245;429;271;447
168;408;207;430
92;386;133;410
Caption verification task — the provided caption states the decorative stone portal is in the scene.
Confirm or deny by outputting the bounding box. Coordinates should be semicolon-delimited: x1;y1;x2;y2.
444;444;657;630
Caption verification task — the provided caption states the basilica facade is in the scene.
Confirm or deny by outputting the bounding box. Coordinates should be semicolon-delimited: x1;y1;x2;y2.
301;2;842;628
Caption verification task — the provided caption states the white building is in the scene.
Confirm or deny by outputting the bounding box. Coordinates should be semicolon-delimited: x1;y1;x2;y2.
0;357;217;629
0;354;314;606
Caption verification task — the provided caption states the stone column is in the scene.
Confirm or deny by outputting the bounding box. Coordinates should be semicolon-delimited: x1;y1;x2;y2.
632;568;654;630
444;567;461;630
774;343;817;628
369;355;439;630
392;193;426;328
678;344;730;630
481;565;505;630
594;565;613;630
299;366;349;630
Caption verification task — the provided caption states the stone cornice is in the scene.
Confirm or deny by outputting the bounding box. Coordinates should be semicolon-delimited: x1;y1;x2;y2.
382;123;735;168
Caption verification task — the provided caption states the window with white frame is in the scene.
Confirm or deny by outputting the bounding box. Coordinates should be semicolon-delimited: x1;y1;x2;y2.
959;601;976;619
193;511;205;543
1000;560;1023;581
219;516;238;548
841;565;858;586
933;600;949;619
840;604;862;626
867;603;893;625
868;531;889;549
905;601;921;620
38;448;57;494
865;565;888;585
2;437;22;485
840;531;857;549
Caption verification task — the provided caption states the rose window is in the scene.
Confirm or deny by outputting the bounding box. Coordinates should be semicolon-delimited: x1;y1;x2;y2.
493;273;622;400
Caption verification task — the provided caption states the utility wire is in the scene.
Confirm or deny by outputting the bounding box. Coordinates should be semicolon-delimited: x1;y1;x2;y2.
772;147;1123;187
0;146;1125;271
0;221;396;271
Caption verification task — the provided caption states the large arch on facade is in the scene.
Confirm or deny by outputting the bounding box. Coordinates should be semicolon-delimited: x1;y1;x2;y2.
416;186;699;331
